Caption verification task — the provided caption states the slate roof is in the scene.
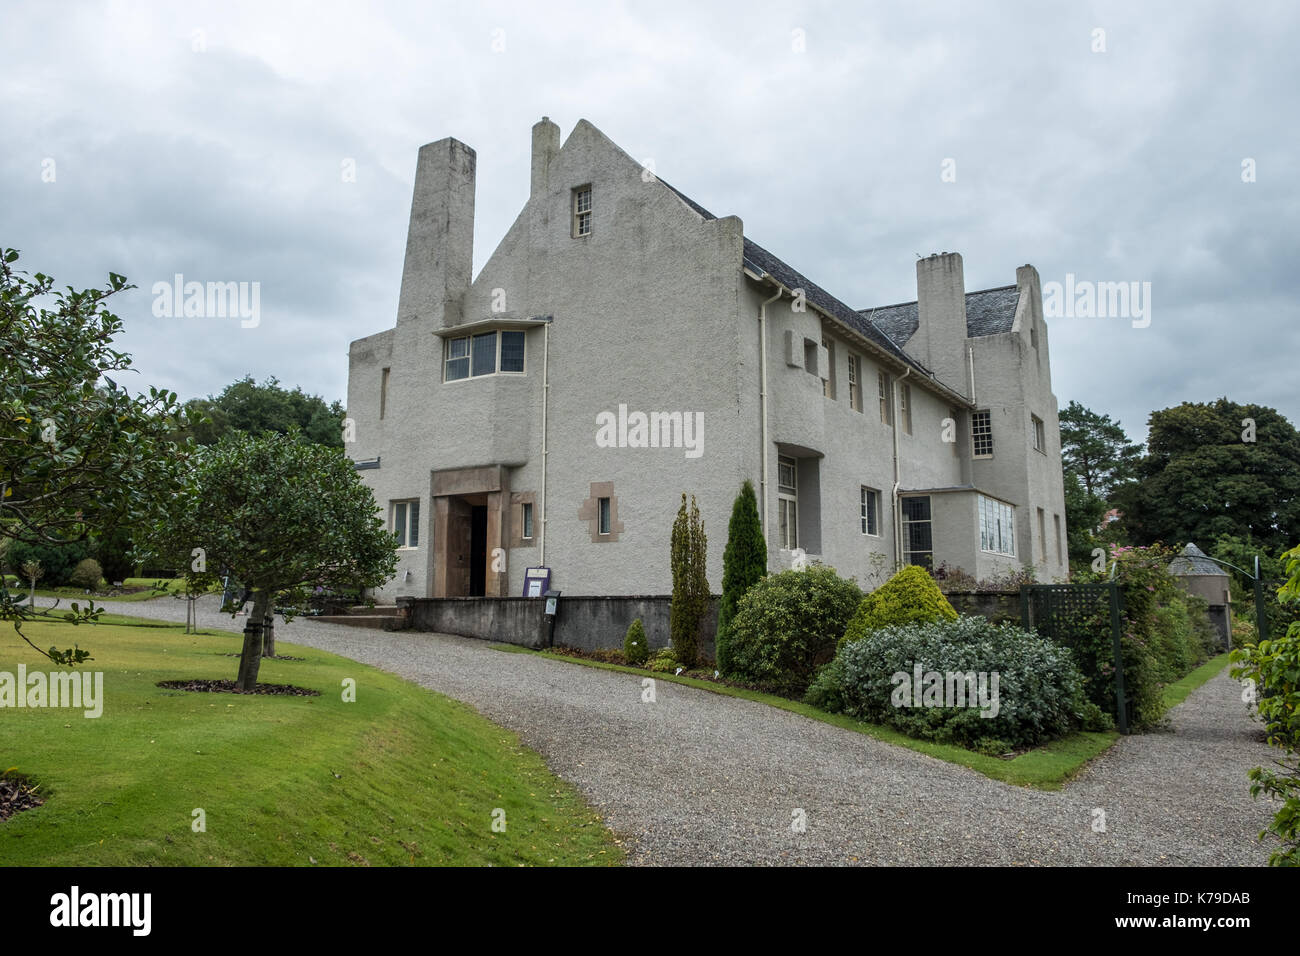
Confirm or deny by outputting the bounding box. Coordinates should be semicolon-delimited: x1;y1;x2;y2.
658;179;934;377
857;285;1021;349
657;177;1017;386
1168;542;1228;577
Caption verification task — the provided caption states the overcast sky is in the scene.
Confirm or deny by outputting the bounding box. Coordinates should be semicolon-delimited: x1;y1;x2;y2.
3;0;1296;445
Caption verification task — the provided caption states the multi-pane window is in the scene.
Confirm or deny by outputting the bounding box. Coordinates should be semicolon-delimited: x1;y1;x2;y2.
972;410;993;457
392;499;420;549
444;330;526;381
522;502;534;540
1032;414;1045;452
978;495;1016;556
598;497;611;535
847;355;862;412
878;371;890;424
778;455;798;550
445;337;470;381
902;496;932;569
899;383;912;435
573;185;592;237
860;486;880;536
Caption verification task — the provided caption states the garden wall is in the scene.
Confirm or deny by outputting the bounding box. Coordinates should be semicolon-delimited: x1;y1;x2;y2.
401;594;719;658
944;591;1021;625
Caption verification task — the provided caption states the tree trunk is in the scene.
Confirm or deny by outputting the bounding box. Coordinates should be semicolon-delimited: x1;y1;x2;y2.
262;606;276;658
235;591;271;691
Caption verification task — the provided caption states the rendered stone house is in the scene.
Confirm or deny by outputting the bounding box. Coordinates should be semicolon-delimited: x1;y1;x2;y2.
345;117;1069;602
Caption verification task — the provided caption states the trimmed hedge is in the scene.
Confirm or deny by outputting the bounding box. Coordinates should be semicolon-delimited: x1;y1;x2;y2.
724;565;863;697
840;565;957;651
836;616;1087;749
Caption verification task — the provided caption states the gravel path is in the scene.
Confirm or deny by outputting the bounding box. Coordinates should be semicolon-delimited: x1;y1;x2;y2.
65;595;1280;865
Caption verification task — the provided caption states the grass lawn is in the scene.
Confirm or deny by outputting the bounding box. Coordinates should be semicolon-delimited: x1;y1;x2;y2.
1161;652;1233;710
5;578;206;603
0;620;621;866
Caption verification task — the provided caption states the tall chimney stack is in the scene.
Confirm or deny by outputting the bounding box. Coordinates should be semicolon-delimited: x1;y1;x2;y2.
914;252;970;398
395;137;476;331
531;116;560;198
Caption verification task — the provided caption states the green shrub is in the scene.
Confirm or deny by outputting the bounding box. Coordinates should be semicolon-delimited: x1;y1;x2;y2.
1230;542;1300;866
716;480;766;674
840;565;957;651
69;558;104;592
839;616;1087;749
648;648;681;673
803;657;848;714
725;565;863;697
3;537;92;586
1079;701;1115;732
624;618;649;666
669;494;709;668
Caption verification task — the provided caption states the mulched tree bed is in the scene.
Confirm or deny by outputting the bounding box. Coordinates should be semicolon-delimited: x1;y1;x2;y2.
221;653;305;661
156;679;320;696
0;775;44;821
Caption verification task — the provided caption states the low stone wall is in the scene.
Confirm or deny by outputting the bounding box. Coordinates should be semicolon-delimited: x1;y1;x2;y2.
943;590;1022;625
400;594;719;659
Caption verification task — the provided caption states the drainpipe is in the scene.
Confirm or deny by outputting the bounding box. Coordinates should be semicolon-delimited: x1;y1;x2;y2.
892;367;912;567
758;283;783;553
539;318;552;566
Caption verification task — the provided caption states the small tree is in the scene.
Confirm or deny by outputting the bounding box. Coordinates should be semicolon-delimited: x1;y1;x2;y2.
21;560;42;604
669;494;709;668
717;480;766;674
69;558;104;592
624;618;649;666
140;431;397;691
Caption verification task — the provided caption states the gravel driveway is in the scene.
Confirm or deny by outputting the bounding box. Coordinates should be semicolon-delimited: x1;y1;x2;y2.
63;594;1280;865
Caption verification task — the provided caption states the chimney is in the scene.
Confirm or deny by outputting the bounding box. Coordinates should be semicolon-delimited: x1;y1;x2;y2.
914;252;970;398
395;137;476;331
1016;263;1043;328
531;116;560;197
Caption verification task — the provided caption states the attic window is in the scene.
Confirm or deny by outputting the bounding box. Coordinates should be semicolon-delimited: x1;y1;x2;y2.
572;185;592;237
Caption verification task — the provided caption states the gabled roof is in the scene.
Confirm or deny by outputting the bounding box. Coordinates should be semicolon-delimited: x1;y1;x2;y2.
1168;542;1228;577
857;285;1021;349
657;179;935;378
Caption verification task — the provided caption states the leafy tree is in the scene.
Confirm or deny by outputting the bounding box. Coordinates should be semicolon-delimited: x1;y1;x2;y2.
1230;541;1300;865
1059;400;1143;499
669;493;709;668
138;431;396;690
1118;400;1300;555
179;375;345;448
1;248;194;664
1063;471;1109;567
716;480;766;674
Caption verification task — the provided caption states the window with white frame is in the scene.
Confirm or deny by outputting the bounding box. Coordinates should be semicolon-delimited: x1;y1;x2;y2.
598;497;611;535
860;486;880;536
821;336;836;399
978;495;1015;556
444;330;526;381
778;455;798;550
902;496;932;569
878;371;891;424
1032;414;1046;453
899;382;913;435
522;502;534;540
572;185;592;237
847;355;862;412
972;410;993;457
392;499;420;549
